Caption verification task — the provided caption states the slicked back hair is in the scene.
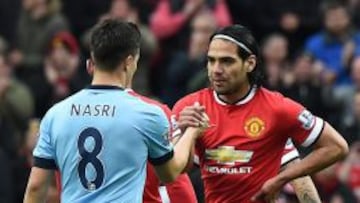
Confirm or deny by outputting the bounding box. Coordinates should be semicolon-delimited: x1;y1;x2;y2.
210;25;264;87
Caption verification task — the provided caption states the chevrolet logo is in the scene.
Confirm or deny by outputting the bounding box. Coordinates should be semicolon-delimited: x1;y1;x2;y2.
205;146;253;165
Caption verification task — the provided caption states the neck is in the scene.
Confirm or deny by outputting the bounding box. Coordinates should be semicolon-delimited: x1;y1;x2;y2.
218;83;252;104
91;69;126;88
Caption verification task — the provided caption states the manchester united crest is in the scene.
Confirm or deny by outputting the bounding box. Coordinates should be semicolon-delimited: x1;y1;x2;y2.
244;117;265;138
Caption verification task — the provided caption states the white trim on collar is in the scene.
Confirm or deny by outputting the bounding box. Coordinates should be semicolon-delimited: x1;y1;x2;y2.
213;86;257;106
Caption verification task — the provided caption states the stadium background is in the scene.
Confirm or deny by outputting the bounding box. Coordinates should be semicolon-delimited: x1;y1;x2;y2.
0;0;360;202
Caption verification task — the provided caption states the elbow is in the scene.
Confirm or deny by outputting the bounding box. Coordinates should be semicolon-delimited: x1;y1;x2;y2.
337;140;349;160
332;137;349;161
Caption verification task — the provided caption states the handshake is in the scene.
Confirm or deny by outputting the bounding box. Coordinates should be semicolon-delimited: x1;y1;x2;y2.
177;102;212;134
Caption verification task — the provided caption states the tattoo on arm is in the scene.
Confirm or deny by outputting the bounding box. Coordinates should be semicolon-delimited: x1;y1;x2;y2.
283;159;321;203
301;190;318;203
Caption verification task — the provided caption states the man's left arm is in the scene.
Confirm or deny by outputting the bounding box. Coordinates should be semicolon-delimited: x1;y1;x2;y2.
282;158;321;203
252;122;348;202
23;167;54;203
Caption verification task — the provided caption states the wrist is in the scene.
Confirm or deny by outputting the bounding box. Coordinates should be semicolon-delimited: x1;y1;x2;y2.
185;127;201;138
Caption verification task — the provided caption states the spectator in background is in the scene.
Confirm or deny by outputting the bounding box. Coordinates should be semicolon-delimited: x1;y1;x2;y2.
0;51;33;203
314;164;357;203
14;118;60;203
347;0;360;27
337;142;360;202
305;0;360;87
82;0;157;96
340;90;360;145
0;53;34;156
164;10;217;106
9;0;68;117
281;53;329;121
43;31;84;114
261;33;290;90
0;147;13;203
336;57;360;133
253;0;322;57
149;0;232;97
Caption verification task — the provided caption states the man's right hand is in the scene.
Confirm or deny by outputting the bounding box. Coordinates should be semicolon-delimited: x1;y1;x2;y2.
177;102;209;133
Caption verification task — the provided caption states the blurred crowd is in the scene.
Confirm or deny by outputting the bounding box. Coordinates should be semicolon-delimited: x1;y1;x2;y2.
1;0;360;202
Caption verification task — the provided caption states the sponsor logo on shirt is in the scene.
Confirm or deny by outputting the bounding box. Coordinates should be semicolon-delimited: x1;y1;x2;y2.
205;166;252;174
205;146;253;165
297;110;315;130
244;117;265;138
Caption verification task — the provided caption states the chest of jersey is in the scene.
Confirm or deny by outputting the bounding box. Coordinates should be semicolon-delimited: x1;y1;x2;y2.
196;95;288;172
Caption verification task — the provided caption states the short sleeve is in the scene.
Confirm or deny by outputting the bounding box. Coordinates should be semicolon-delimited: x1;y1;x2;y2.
281;97;325;148
145;107;174;166
33;110;57;169
281;139;299;166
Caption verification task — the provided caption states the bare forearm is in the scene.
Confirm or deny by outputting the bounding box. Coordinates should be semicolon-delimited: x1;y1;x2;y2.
279;123;348;183
282;159;321;203
290;176;321;203
172;127;198;174
279;145;345;183
24;191;45;203
23;184;48;203
23;167;53;203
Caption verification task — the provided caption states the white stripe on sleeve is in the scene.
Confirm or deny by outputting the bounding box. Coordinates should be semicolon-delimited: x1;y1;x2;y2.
281;149;299;165
301;117;324;147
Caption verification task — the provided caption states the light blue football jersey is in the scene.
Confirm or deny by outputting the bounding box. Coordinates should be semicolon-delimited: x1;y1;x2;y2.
33;85;173;203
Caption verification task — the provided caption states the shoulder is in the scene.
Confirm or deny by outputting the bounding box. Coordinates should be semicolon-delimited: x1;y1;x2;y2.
126;90;171;117
257;87;299;113
305;32;325;49
174;88;211;109
257;87;285;103
172;89;210;114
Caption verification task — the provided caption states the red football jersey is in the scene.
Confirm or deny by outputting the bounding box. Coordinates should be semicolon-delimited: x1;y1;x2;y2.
172;87;324;203
127;89;197;203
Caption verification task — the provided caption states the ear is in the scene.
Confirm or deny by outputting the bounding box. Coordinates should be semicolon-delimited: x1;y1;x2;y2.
124;55;134;72
86;58;95;75
245;55;257;73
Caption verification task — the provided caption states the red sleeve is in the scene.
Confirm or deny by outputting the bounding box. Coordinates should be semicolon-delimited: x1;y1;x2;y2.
213;0;232;27
150;0;187;39
281;97;325;147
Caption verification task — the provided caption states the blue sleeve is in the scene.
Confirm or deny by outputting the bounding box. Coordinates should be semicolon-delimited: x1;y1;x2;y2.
33;109;57;169
143;107;174;166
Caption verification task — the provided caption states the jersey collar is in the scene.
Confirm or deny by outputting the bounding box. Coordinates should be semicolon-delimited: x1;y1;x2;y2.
213;86;257;106
86;85;125;90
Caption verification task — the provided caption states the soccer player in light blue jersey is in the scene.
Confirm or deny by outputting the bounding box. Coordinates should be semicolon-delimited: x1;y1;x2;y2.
23;19;206;203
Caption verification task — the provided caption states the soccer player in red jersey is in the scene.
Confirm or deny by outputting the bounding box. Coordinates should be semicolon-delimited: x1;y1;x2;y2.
172;25;348;203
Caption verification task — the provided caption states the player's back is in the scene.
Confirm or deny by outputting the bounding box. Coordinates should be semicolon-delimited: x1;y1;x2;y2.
37;86;171;203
